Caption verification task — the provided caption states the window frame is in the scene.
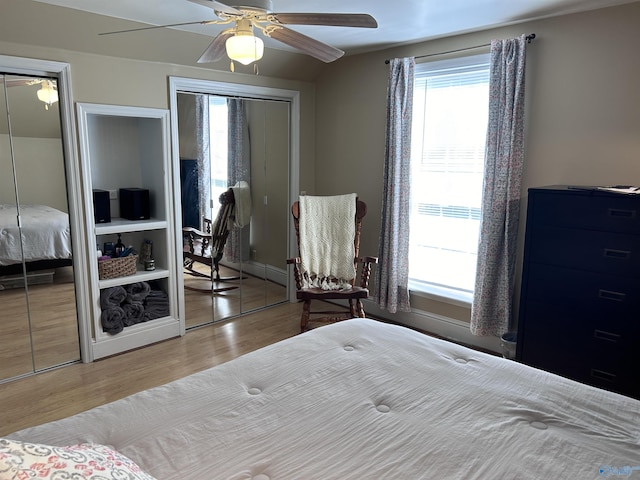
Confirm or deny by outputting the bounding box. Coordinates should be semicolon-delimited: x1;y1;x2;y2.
208;96;228;219
408;52;490;306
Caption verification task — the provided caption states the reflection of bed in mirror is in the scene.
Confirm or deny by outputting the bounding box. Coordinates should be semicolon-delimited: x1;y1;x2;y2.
0;63;82;380
0;204;72;277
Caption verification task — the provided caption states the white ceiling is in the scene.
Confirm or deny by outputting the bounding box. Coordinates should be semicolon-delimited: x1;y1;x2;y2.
33;0;640;57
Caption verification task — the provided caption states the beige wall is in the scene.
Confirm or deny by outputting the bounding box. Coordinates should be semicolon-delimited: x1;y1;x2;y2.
0;0;317;177
0;37;316;264
0;136;68;211
314;2;640;333
2;0;639;347
1;75;67;210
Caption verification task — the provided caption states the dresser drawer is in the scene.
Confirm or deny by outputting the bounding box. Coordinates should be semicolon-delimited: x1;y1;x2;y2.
524;264;640;330
520;296;639;350
529;189;640;234
519;302;640;398
529;226;640;277
518;302;591;380
584;338;640;398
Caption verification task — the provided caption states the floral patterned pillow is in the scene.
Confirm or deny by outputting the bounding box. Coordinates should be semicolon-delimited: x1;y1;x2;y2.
0;438;157;480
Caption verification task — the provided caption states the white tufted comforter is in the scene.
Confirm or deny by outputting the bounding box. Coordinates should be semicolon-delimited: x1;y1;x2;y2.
9;319;640;479
0;204;71;266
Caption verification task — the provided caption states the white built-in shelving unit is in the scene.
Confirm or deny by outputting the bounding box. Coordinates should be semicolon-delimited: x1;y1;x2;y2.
77;103;182;360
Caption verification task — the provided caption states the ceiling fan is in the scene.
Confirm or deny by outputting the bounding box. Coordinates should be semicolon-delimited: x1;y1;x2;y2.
100;0;377;69
1;77;59;110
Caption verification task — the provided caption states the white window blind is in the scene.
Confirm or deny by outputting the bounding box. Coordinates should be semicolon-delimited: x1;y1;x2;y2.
409;55;490;302
209;96;228;216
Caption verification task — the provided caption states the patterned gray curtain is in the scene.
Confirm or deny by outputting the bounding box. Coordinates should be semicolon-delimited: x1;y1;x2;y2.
471;34;527;336
195;95;211;229
225;98;251;263
373;57;414;313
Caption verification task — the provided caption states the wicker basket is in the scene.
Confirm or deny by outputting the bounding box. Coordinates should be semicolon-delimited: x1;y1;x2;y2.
98;255;138;280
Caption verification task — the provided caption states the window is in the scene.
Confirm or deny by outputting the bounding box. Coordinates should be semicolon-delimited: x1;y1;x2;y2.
408;54;490;304
209;96;228;217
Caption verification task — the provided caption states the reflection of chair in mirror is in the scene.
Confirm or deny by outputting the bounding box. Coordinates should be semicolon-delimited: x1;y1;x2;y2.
287;194;378;332
183;189;239;293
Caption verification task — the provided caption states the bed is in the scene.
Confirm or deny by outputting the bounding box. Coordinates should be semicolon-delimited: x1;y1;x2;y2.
3;318;640;479
0;204;72;272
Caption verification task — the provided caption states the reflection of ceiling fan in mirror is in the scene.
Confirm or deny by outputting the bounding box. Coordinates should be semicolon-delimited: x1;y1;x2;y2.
100;0;377;71
3;77;59;110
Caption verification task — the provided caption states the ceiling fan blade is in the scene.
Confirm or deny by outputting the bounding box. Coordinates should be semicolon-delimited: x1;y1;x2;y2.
197;30;235;63
99;20;219;36
3;78;38;87
271;13;377;28
268;26;344;63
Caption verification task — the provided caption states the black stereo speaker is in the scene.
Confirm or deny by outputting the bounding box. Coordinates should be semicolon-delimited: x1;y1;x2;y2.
93;189;111;223
120;188;150;220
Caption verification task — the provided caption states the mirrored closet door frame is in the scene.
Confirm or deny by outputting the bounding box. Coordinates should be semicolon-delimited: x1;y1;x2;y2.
169;77;300;329
0;55;91;364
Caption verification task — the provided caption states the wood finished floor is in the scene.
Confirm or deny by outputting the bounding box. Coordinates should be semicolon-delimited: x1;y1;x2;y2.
0;301;302;437
0;266;80;379
183;263;287;329
0;264;486;437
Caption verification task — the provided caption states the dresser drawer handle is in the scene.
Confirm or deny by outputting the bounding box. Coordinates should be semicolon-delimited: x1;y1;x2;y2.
608;208;636;219
594;329;621;342
603;248;631;260
591;369;616;383
598;289;626;302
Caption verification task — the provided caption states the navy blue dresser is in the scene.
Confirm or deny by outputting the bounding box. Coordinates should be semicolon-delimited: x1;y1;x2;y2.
516;185;640;399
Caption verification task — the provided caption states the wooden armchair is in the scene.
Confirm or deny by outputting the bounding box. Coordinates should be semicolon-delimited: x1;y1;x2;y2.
183;189;238;293
287;197;378;332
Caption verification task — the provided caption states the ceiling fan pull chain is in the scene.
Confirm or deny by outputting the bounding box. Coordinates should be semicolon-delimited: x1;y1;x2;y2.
254;63;259;75
230;60;235;72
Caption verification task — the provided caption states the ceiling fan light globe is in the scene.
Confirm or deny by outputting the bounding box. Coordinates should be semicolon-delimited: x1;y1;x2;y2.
225;34;264;65
37;82;59;105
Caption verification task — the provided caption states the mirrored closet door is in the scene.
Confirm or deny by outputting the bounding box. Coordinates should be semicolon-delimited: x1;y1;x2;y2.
0;73;80;381
175;90;289;328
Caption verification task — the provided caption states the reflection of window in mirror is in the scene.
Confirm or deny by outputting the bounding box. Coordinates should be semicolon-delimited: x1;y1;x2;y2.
209;96;228;218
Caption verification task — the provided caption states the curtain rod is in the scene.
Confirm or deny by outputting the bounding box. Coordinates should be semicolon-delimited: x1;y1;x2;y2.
384;33;536;64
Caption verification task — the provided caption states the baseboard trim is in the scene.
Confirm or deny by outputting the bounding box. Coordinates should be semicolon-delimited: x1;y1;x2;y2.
362;299;501;354
220;260;286;286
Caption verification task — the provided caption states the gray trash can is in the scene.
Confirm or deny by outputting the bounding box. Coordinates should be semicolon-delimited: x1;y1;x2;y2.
500;332;517;360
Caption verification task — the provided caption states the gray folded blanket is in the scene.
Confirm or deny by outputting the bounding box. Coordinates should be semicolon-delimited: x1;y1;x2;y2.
100;286;127;309
101;306;126;334
144;289;170;321
144;306;170;321
125;282;151;303
122;301;145;326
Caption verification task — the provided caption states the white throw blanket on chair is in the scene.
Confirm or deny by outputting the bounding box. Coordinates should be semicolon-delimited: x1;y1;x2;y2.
299;193;357;290
231;181;251;228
